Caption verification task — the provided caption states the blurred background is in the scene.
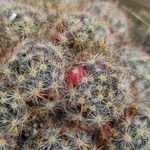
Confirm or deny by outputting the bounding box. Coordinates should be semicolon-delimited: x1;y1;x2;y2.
119;0;150;54
118;0;150;104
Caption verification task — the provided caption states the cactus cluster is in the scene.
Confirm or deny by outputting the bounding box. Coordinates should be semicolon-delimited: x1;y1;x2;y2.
0;0;149;150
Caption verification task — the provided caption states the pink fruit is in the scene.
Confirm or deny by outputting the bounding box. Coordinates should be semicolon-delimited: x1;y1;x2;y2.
67;65;86;86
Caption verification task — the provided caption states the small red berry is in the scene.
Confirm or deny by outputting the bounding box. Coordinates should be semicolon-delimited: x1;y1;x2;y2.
101;123;111;140
67;65;86;86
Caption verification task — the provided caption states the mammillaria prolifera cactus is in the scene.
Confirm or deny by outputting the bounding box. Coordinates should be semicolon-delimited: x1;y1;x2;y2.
0;0;149;150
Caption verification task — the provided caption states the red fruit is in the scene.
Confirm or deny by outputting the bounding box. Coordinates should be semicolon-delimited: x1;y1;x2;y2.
101;123;111;140
67;65;86;86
